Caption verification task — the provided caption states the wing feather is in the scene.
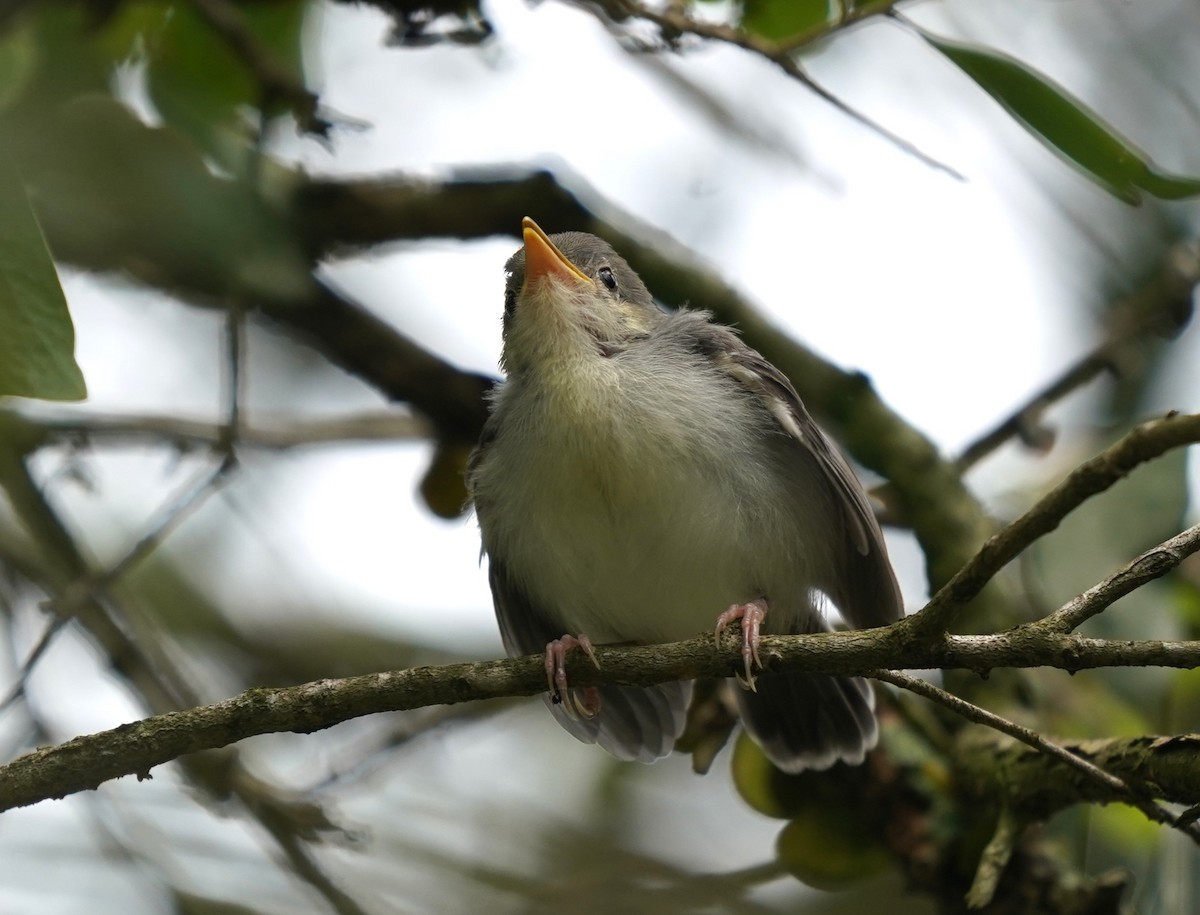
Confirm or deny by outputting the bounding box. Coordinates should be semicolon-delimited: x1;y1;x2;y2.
675;312;903;628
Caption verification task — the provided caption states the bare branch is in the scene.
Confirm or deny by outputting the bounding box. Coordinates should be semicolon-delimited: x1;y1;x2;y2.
5;408;429;451
8;625;1200;813
912;411;1200;636
585;0;962;178
1034;523;1200;634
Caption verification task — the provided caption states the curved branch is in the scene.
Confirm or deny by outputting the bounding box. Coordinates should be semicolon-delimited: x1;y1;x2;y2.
912;411;1200;636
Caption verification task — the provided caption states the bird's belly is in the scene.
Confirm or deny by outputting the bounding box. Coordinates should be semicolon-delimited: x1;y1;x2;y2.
495;454;817;645
477;362;832;645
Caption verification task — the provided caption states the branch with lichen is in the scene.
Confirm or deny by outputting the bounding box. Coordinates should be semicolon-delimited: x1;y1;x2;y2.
7;597;1200;813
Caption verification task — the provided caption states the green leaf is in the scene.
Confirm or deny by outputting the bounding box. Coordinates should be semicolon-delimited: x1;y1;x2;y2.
0;15;37;111
775;806;892;890
732;733;892;888
921;31;1200;204
0;152;86;401
8;95;312;308
146;0;308;163
742;0;830;42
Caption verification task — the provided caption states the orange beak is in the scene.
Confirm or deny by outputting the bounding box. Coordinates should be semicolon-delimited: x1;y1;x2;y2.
521;217;592;290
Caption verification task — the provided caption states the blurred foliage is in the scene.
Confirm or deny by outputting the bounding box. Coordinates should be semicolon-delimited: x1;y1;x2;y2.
0;154;86;400
740;0;831;42
733;732;894;888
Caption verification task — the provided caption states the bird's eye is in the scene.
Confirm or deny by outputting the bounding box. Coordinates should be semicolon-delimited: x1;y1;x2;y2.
597;265;618;291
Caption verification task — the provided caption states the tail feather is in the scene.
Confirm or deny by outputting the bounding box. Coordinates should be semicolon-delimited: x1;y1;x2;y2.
547;681;693;763
736;671;877;772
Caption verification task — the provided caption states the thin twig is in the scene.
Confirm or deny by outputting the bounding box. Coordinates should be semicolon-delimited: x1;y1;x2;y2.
221;302;246;454
0;615;68;713
592;0;962;179
101;458;237;589
8;408;428;451
957;242;1200;471
910;412;1200;636
1034;524;1200;634
872;670;1200;844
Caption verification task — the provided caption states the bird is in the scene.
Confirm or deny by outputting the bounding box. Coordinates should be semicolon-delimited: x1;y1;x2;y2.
467;217;903;772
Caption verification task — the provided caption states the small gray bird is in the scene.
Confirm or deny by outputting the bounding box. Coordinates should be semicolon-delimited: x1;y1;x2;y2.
469;218;903;772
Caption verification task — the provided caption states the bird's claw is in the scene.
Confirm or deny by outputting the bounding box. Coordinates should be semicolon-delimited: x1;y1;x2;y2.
545;634;601;719
714;598;769;691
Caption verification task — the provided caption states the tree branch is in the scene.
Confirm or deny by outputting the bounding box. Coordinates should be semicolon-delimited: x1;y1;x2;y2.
2;407;429;452
7;625;1200;813
911;411;1200;636
1034;523;1200;634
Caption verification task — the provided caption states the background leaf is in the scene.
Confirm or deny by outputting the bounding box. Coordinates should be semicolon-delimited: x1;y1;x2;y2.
922;31;1200;204
0;153;86;401
741;0;830;42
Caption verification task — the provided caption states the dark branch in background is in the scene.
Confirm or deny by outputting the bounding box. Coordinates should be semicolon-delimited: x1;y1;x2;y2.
272;280;494;446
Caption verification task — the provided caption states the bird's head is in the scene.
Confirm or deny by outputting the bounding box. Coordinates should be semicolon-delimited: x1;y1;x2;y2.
500;218;662;375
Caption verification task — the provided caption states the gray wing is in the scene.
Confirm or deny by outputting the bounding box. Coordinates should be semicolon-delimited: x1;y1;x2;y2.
679;313;903;629
486;555;692;763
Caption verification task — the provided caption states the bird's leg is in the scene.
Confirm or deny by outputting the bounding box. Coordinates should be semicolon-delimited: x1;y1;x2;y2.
714;597;769;691
545;634;602;719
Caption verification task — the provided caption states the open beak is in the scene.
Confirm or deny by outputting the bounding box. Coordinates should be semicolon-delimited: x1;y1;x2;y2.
522;217;592;290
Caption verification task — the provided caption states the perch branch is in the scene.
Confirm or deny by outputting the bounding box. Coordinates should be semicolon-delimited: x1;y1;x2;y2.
7;625;1200;813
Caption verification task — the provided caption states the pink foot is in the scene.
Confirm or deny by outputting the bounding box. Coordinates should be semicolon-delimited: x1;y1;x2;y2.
714;598;769;691
545;634;601;719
